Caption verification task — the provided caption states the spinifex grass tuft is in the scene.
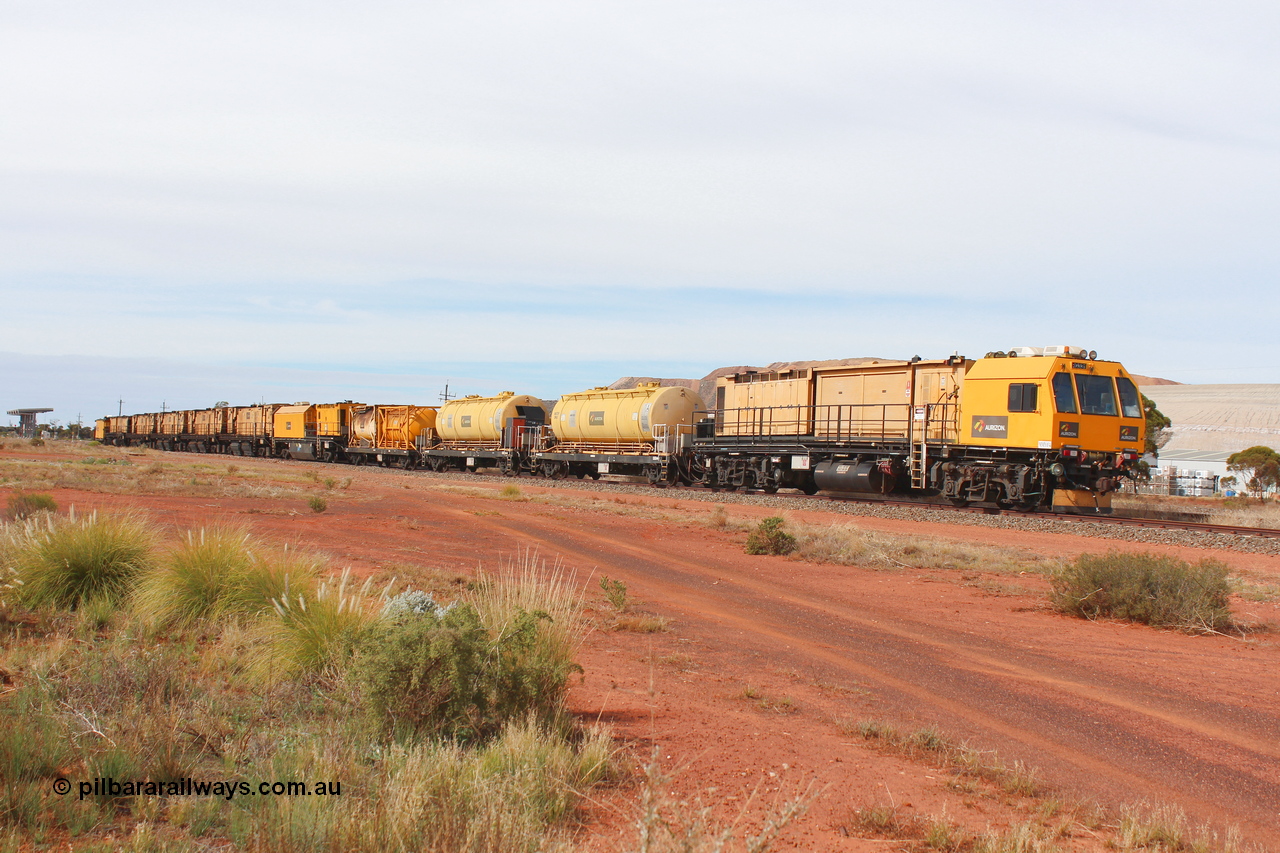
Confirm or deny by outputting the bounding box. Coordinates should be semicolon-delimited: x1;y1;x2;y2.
12;510;157;609
257;567;395;681
133;528;322;628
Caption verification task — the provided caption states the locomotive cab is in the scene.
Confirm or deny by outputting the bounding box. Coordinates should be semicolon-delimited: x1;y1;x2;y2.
959;348;1145;512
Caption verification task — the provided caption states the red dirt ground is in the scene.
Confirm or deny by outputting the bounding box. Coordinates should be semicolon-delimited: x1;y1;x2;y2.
7;449;1280;851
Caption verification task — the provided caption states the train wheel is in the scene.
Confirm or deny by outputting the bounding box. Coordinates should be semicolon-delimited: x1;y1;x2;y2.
948;497;970;507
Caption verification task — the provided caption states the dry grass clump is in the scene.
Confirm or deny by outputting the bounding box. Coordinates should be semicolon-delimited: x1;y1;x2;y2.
5;492;57;520
1206;501;1280;528
466;551;586;679
1050;551;1233;633
842;718;1044;798
227;718;614;853
256;567;394;682
629;749;812;853
613;614;671;633
1114;803;1246;853
784;518;1045;576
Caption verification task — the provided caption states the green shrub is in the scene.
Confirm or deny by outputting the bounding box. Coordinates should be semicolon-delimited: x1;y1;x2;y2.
6;492;57;520
467;555;585;719
598;575;629;612
308;495;328;513
1050;551;1232;632
356;556;585;742
28;437;44;447
745;516;796;556
355;602;579;742
12;511;157;609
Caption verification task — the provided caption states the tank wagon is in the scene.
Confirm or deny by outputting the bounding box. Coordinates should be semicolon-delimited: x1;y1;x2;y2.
94;344;1144;512
346;405;438;467
534;383;706;483
427;393;548;474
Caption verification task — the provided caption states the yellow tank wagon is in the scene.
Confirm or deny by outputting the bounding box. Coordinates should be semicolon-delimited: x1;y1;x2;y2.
430;393;548;474
536;383;707;484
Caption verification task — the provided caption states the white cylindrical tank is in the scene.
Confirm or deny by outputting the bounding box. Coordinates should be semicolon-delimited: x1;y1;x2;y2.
551;383;706;444
437;393;547;443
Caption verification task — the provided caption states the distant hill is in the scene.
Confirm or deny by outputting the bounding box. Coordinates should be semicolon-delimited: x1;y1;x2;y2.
1131;374;1181;386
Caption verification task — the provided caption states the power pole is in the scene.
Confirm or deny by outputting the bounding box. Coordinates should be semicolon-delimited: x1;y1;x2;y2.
439;383;455;403
118;399;124;417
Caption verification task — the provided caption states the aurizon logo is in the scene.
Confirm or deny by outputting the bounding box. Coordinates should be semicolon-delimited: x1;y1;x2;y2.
975;419;1007;433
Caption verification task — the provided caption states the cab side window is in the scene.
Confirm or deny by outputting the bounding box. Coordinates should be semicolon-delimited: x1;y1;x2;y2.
1075;374;1118;416
1052;373;1077;413
1007;383;1038;412
1115;376;1142;418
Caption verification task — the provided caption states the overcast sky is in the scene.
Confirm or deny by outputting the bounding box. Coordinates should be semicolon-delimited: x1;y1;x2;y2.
4;1;1279;423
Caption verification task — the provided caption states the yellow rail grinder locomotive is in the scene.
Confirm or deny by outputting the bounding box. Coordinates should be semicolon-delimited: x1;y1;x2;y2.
703;346;1144;511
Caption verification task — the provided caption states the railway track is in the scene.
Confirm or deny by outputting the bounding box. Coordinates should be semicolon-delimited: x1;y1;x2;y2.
790;491;1280;539
348;459;1280;542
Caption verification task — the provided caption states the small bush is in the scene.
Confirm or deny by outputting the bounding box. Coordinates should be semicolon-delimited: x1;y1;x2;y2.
499;484;524;500
599;575;629;611
28;437;45;447
382;589;454;619
1050;551;1233;632
356;599;581;741
745;516;796;556
6;492;57;520
12;511;158;609
308;495;328;513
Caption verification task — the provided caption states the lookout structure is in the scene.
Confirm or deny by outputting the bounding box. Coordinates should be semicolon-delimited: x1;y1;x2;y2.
7;408;53;438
